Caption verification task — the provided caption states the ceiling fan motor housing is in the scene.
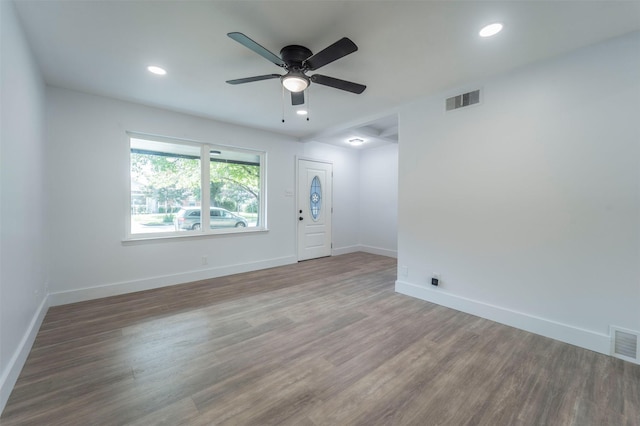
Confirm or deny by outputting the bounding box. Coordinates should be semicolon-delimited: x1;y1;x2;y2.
280;45;313;70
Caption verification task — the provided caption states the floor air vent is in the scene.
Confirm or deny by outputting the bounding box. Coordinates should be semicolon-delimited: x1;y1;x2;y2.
446;89;480;111
611;327;639;363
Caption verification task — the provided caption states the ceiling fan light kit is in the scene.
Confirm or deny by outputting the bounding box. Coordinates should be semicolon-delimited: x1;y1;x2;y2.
226;32;366;110
281;72;309;92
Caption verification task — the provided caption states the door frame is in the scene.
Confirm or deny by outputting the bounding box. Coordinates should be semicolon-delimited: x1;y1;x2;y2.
295;156;333;261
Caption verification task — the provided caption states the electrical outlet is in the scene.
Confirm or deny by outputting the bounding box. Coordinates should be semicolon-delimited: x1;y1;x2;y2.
431;273;440;287
201;256;208;265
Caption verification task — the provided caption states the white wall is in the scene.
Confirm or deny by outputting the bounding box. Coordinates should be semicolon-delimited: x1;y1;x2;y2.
359;144;398;257
300;141;399;257
46;87;302;303
0;0;49;411
396;32;640;355
44;88;391;304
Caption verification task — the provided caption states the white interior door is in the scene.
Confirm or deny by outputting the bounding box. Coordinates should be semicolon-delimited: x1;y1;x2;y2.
297;159;332;261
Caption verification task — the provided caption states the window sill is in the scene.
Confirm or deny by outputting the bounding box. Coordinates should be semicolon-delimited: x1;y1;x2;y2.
122;227;269;245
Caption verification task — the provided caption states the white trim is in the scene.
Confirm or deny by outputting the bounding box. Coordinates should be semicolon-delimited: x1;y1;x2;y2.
359;245;397;258
332;244;397;258
0;295;49;414
201;144;211;230
260;151;268;229
49;255;297;306
122;227;268;244
127;130;265;155
295;155;333;165
395;280;611;355
332;245;361;256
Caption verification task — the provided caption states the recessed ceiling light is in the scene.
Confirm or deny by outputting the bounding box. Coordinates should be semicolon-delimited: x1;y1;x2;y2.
147;65;167;75
479;23;503;38
296;110;308;116
347;138;365;146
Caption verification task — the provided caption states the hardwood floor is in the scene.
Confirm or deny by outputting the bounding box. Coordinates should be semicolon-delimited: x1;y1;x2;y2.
2;252;639;425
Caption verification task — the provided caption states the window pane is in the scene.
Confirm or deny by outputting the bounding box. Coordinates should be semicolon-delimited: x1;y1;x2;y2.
210;150;261;228
310;175;321;221
130;138;201;234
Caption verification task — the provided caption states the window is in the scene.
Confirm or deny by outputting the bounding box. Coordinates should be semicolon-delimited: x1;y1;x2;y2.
129;133;265;238
310;175;321;221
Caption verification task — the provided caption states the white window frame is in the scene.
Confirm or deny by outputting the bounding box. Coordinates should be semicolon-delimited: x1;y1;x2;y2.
125;131;267;241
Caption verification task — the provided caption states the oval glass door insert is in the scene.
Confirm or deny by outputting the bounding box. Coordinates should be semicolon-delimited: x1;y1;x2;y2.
310;176;322;221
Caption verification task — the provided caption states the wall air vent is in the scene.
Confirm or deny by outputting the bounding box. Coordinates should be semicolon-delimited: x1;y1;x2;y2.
446;89;480;111
611;326;639;363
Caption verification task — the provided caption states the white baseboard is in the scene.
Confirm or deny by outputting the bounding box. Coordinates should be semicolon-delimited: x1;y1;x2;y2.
49;255;298;306
395;280;611;355
359;244;397;258
332;245;361;256
332;244;397;258
0;295;49;414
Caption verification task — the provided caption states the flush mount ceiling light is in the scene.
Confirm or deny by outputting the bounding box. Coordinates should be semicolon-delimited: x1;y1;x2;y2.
147;65;167;75
281;72;309;93
296;110;308;115
479;23;503;38
347;138;365;146
210;150;222;156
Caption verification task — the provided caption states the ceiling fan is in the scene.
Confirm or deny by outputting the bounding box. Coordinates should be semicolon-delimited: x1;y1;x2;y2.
225;32;366;106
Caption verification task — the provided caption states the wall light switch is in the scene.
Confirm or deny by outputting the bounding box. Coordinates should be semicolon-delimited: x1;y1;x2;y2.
400;266;408;277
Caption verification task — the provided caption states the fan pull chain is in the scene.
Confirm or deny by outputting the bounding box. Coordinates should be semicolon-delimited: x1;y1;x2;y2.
306;88;310;121
281;85;285;123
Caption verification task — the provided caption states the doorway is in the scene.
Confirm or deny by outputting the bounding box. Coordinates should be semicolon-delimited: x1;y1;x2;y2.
297;158;332;261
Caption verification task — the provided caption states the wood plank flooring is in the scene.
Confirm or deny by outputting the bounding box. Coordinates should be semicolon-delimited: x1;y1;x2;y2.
2;252;639;425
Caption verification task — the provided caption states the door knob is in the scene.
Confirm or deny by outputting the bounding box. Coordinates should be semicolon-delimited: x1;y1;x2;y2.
299;217;304;221
299;209;303;213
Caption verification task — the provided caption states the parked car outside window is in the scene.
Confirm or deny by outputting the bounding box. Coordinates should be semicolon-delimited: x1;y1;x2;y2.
174;207;248;231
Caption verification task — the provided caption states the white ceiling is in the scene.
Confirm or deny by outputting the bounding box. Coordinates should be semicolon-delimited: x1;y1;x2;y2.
13;0;640;149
